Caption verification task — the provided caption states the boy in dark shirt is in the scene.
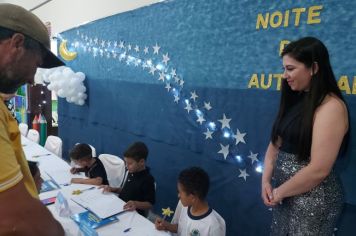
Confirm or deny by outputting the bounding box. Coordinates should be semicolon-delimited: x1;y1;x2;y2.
69;143;108;185
101;142;155;217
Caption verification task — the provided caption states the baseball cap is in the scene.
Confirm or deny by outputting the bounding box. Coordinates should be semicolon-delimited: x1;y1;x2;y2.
0;3;64;68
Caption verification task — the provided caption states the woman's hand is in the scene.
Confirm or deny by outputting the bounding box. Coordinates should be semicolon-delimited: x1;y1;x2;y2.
261;181;277;207
270;188;283;205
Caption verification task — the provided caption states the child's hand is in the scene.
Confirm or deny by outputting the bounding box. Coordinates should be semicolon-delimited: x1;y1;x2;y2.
123;201;137;211
98;185;112;193
155;218;167;231
70;167;78;174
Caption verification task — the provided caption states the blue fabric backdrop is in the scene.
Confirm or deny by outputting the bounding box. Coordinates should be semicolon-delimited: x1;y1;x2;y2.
58;0;356;235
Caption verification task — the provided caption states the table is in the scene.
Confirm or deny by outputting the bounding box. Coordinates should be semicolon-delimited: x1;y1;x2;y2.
21;136;171;236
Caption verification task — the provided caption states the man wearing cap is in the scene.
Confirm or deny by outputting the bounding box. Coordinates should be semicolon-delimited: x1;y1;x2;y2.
0;3;64;236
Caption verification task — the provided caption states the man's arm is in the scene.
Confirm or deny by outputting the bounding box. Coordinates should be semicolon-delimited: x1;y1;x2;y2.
0;180;64;236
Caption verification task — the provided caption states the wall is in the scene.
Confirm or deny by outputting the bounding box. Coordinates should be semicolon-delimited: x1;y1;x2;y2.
32;0;162;35
55;0;355;235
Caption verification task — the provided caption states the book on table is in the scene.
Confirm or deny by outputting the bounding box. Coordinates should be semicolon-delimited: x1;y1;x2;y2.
40;179;60;193
71;188;127;219
71;210;118;229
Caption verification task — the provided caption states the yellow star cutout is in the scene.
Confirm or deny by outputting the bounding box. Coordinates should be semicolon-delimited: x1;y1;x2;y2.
162;207;174;218
72;189;83;195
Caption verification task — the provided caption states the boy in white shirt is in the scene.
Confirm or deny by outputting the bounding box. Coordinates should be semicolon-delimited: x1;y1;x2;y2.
155;167;226;236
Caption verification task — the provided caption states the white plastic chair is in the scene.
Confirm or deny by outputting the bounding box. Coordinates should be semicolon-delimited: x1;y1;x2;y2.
44;135;63;157
19;123;28;136
27;129;40;143
89;145;96;157
98;154;126;188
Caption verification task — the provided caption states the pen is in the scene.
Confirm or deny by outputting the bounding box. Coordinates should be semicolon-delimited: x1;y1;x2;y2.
82;186;96;192
32;153;51;158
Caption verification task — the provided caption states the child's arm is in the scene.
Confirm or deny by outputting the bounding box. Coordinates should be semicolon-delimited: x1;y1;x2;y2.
155;218;178;233
71;177;103;185
98;185;121;194
70;167;85;174
123;200;152;211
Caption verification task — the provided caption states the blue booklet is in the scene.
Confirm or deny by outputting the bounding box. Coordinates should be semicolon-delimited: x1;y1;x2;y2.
40;179;60;193
70;211;119;229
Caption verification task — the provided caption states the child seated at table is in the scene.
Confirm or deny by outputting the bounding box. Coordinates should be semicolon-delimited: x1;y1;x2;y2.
28;161;43;193
69;143;108;185
100;141;155;217
155;167;226;236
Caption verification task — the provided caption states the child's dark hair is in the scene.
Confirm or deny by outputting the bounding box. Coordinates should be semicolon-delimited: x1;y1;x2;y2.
178;167;210;200
69;143;93;160
28;161;39;177
123;142;149;162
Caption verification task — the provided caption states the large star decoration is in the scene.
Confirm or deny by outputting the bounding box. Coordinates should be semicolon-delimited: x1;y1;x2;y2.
218;144;229;160
238;169;249;181
190;91;198;101
153;43;160;54
203;128;213;139
184;102;193;113
218;113;231;129
204;102;212;111
232;129;246;145
248;151;259;164
197;115;205;125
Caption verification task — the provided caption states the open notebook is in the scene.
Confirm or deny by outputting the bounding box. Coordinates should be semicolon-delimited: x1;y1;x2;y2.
71;188;126;219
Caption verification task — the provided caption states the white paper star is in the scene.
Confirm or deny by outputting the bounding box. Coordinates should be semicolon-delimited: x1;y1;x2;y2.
232;129;246;145
218;113;231;129
218;144;229;160
119;41;124;48
203;129;213;139
158;72;165;82
190;91;198;101
238;169;249;181
101;40;105;47
171;69;177;77
149;66;157;75
184;102;192;113
127;44;132;51
153;43;160;54
179;80;184;87
174;95;180;103
144;46;149;54
162;53;170;65
94;38;98;44
107;41;111;47
248;151;259;164
197;115;206;125
174;76;180;83
204;102;212;110
113;41;117;47
134;60;140;67
165;83;171;92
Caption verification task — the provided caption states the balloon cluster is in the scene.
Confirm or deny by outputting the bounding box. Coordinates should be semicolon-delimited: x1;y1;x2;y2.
35;66;87;106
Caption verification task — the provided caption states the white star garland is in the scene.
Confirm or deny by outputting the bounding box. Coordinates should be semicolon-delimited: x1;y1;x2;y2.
60;32;264;183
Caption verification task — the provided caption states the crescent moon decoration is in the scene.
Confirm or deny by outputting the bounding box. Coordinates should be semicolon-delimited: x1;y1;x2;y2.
59;40;78;61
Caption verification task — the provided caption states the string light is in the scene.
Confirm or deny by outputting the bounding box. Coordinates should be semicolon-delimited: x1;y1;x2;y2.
59;31;265;179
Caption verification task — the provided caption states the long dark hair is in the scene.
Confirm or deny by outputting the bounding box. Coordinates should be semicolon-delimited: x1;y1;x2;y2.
271;37;346;162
